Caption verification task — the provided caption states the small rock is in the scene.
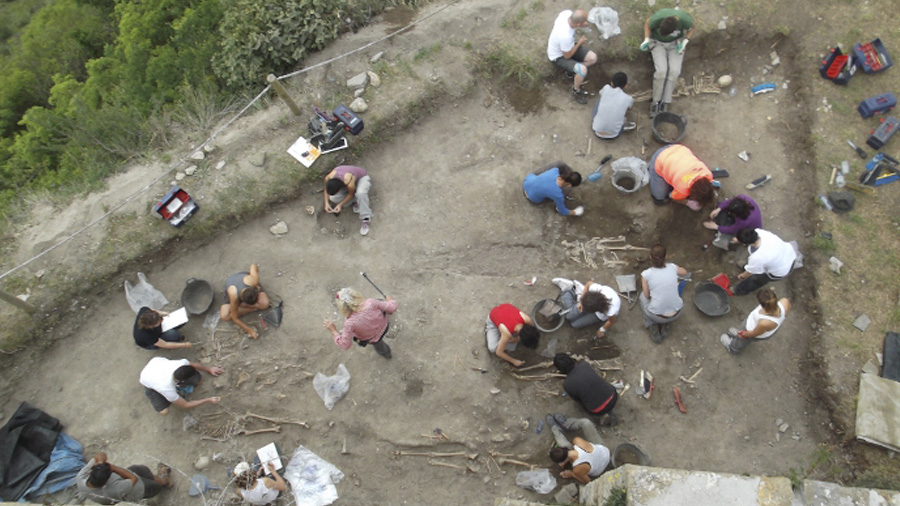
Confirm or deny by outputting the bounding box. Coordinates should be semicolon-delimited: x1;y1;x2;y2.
367;71;381;87
853;314;872;332
269;221;288;236
184;165;197;176
194;456;210;470
718;19;727;30
717;75;733;87
779;423;789;433
862;360;880;375
215;160;226;170
354;88;365;98
370;51;384;63
190;151;205;161
554;483;579;504
744;435;750;441
35;269;45;279
212;453;226;463
249;152;266;167
771;51;781;66
775;418;783;426
349;98;368;113
491;435;507;443
175;172;186;181
489;388;501;395
203;144;216;153
346;72;369;89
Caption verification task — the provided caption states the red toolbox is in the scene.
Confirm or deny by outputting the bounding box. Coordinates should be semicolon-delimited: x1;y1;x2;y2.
819;46;856;85
853;38;892;73
858;93;896;118
152;186;199;227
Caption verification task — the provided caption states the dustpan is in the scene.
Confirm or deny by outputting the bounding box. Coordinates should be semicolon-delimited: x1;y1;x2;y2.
615;274;637;305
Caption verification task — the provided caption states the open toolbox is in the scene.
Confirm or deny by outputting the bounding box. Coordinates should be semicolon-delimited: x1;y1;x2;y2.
819;46;857;85
152;185;199;227
853;38;892;74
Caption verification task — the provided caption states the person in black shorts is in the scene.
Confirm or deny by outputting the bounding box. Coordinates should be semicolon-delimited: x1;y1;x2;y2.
547;9;598;104
553;353;619;426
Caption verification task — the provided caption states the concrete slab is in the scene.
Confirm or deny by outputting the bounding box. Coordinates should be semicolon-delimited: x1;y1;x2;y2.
856;373;900;452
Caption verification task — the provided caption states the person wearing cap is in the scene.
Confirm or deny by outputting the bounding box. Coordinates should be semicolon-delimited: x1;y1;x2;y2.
220;264;270;340
76;452;171;505
233;462;286;505
647;144;715;210
322;287;398;359
138;357;224;415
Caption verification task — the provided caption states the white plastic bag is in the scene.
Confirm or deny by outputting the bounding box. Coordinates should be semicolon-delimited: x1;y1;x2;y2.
313;364;350;410
284;445;344;506
515;468;557;494
124;272;168;314
587;7;621;39
611;157;650;193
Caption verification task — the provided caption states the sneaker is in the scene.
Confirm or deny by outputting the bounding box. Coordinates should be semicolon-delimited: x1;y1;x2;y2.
659;102;668;113
552;413;570;430
720;333;733;348
623;121;637;131
727;327;739;338
650;102;659;118
564;70;575;79
352;202;360;213
360;219;370;236
551;278;575;292
545;414;560;430
572;88;589;105
659;323;670;340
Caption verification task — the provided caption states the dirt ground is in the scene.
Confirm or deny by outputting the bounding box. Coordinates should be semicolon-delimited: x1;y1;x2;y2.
0;0;869;504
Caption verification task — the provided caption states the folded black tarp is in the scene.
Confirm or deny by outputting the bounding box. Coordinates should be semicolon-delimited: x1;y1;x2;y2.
0;401;62;501
883;332;900;382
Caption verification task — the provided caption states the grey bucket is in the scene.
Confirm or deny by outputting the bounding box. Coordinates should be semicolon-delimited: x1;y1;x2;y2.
651;111;687;144
612;443;651;467
611;172;641;193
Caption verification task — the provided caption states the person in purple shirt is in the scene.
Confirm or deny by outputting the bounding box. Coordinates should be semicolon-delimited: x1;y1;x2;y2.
703;194;762;236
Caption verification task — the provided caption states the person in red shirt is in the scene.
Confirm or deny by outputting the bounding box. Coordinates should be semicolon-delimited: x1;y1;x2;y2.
647;144;715;210
323;287;398;359
485;303;540;367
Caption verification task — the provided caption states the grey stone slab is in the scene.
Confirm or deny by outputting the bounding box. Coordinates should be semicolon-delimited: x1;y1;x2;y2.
856;372;900;452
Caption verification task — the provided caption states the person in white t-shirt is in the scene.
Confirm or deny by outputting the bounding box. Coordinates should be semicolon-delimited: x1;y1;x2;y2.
547;9;597;104
592;72;635;139
552;278;620;338
139;357;224;415
732;228;797;295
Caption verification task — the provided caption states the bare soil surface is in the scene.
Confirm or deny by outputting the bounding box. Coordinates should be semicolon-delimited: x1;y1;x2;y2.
1;0;877;504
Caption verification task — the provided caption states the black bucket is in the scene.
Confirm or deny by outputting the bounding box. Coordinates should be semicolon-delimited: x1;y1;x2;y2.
181;278;214;315
652;111;687;144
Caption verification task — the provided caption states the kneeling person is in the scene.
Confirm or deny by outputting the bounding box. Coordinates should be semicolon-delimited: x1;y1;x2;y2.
554;353;618;424
485;303;540;367
76;452;171;505
324;165;373;235
139;357;224;415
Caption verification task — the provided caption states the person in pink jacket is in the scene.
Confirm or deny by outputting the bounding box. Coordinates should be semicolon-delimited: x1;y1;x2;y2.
322;287;398;359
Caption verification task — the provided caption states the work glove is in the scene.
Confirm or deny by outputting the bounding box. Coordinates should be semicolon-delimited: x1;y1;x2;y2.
572;206;585;216
639;37;651;52
677;38;689;54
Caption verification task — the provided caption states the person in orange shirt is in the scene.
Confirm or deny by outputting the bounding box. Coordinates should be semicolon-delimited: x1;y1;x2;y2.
648;144;715;210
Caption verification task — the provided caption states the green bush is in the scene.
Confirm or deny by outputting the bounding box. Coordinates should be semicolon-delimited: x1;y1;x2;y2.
214;0;349;90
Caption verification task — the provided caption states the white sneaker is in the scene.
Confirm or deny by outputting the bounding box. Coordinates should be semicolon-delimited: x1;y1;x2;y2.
727;327;739;338
552;278;575;292
720;334;733;348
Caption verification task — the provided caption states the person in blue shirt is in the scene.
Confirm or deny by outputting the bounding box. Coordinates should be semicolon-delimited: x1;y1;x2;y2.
523;161;584;216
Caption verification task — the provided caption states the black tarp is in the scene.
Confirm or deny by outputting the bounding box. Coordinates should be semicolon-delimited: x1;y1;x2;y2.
882;332;900;382
0;401;62;501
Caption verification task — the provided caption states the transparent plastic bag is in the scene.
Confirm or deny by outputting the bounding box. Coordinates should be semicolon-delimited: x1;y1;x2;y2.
124;272;168;313
587;7;621;40
611;157;650;193
313;364;350;410
284;445;344;506
515;468;557;494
